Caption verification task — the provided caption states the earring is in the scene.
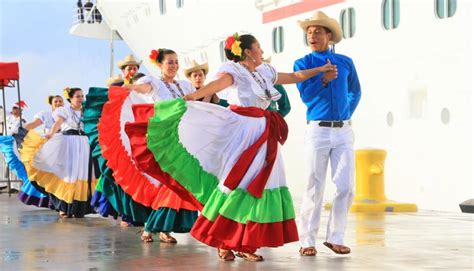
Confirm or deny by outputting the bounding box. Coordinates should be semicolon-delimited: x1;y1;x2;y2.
248;55;256;63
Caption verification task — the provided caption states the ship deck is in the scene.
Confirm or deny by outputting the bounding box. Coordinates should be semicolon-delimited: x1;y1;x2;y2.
1;194;473;270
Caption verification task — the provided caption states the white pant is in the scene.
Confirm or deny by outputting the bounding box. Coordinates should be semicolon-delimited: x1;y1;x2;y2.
299;122;355;247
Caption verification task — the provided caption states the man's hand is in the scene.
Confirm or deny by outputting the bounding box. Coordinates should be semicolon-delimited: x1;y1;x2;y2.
320;59;337;73
322;59;338;84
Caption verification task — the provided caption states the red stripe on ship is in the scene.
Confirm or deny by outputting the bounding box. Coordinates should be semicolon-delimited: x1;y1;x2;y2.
262;0;345;24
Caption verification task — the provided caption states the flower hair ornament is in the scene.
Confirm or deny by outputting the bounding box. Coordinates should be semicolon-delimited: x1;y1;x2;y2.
63;87;71;99
149;49;160;66
225;33;242;58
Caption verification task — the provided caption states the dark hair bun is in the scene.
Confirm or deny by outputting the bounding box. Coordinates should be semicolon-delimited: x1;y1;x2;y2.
224;34;257;62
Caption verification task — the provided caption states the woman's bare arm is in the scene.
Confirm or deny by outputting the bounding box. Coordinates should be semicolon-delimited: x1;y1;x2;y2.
24;119;43;130
124;83;152;94
276;60;336;85
184;74;233;101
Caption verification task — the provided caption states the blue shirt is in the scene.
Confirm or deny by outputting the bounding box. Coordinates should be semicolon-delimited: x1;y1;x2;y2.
294;49;361;121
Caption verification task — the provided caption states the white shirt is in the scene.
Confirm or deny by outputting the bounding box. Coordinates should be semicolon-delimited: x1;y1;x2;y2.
53;106;83;131
136;76;196;101
216;62;281;109
33;111;55;134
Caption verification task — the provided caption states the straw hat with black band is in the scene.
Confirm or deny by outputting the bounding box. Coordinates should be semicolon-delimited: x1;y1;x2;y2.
297;11;343;44
183;60;209;79
117;54;142;70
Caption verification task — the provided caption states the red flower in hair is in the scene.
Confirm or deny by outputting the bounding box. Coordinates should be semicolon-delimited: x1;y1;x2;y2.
149;49;160;65
224;33;242;57
225;36;235;50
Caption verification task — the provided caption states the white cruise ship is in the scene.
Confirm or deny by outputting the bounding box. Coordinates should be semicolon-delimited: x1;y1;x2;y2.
70;0;473;212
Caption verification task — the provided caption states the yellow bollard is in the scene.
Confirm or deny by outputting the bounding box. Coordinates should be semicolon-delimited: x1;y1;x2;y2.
355;149;388;203
325;148;417;212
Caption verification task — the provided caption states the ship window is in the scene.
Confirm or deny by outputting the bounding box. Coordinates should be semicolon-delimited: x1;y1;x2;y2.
435;0;457;19
159;0;166;15
340;7;356;39
382;0;400;30
219;40;226;63
272;26;284;54
176;0;184;9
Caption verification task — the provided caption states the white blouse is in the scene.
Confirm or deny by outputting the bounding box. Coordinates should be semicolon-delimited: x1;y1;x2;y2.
136;76;196;101
53;106;83;131
33;111;55;132
216;62;281;109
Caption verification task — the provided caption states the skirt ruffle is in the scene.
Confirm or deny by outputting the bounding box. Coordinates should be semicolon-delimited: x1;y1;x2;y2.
98;87;198;231
19;130;95;216
144;208;198;234
98;87;199;212
84;87;150;223
90;178;119;218
0;136;49;207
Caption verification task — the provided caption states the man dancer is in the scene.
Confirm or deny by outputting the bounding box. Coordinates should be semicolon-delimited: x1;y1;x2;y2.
294;11;361;255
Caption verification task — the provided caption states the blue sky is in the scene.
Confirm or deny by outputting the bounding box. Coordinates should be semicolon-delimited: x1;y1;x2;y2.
0;0;140;120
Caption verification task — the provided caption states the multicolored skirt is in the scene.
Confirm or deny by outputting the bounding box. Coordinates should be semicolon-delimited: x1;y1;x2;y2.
83;86;150;223
147;99;298;252
0;136;49;207
138;98;298;252
20;130;95;217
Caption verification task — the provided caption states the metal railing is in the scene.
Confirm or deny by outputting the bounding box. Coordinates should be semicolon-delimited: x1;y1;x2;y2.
72;3;103;26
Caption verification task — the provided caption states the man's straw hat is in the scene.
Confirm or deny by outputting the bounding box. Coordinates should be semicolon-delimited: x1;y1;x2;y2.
183;60;209;79
298;11;342;44
117;54;142;70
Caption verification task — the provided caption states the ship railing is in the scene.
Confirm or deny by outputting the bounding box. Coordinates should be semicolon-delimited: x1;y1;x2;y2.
72;4;103;26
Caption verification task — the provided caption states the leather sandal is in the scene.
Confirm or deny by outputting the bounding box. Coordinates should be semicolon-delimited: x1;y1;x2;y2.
159;232;177;243
140;231;154;243
235;252;264;262
299;246;317;256
323;242;351;254
59;211;69;218
217;249;235;261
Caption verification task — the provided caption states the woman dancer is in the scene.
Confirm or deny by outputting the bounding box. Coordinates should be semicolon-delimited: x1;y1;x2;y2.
132;34;335;261
0;95;63;207
20;88;95;218
99;48;199;243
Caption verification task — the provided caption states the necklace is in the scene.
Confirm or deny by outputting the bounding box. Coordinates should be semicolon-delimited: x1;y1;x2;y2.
161;78;185;98
70;106;82;130
239;63;272;99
